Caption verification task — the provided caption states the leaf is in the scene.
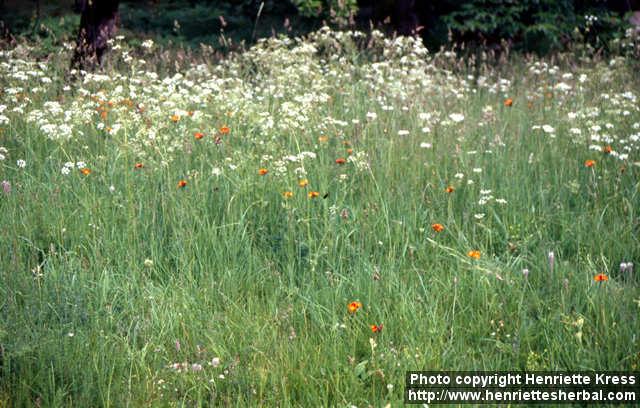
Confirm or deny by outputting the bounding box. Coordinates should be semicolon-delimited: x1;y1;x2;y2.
354;359;369;379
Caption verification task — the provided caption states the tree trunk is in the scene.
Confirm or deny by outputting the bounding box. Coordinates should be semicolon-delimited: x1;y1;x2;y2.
72;0;120;70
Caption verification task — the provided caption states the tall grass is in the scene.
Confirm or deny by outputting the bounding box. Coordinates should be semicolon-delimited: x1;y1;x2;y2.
0;27;639;406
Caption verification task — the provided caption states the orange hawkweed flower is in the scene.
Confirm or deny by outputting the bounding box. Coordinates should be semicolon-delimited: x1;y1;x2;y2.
584;160;596;168
335;158;346;164
504;98;513;107
134;163;144;169
318;135;328;143
258;168;268;176
467;250;481;259
80;168;91;175
445;186;455;193
170;114;180;122
298;179;309;187
347;301;362;314
282;191;293;198
431;223;444;233
219;125;230;134
594;273;608;282
602;145;612;154
177;180;187;188
308;191;320;199
370;324;383;333
346;148;353;155
194;132;204;140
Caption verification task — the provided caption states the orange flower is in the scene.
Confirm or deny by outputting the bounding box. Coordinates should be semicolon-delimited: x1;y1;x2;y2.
467;250;481;259
80;168;91;175
445;186;455;193
187;110;194;117
298;179;309;188
219;125;230;134
318;135;328;143
194;132;204;140
346;148;353;155
335;158;346;164
177;180;187;188
134;163;144;169
347;301;362;314
170;114;180;122
282;191;293;198
584;160;596;168
258;168;268;176
602;145;612;154
308;191;320;199
504;98;513;107
594;273;608;282
431;223;444;232
370;324;383;333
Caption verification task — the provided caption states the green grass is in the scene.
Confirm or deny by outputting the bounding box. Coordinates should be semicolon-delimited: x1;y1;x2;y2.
0;28;639;406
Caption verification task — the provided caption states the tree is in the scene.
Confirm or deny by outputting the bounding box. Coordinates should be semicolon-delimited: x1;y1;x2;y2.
72;0;120;70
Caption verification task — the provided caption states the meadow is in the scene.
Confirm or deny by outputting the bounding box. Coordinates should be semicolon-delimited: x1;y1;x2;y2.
1;27;640;406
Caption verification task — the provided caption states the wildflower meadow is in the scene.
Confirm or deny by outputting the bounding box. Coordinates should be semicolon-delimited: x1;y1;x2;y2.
1;24;640;406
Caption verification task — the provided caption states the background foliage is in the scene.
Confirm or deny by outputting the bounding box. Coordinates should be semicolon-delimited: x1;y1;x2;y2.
0;0;636;54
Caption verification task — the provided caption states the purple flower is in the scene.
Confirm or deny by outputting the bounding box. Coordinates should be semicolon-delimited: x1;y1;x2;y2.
1;180;10;195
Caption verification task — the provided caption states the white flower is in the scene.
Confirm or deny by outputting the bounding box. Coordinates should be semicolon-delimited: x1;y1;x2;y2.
211;167;222;176
421;126;431;133
454;173;464;179
61;167;71;175
16;159;26;168
449;113;465;123
109;185;116;193
366;111;377;120
398;130;410;136
542;125;555;134
569;128;581;135
472;168;482;173
210;357;221;367
144;259;154;267
419;142;432;149
474;213;485;219
495;198;508;204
